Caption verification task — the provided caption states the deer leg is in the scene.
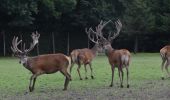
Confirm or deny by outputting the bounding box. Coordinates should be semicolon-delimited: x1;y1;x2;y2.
31;77;37;91
161;59;166;80
89;63;94;79
77;64;82;80
110;64;115;87
126;67;129;88
60;69;71;91
118;66;123;88
84;64;88;79
29;75;34;92
29;74;39;92
118;68;121;86
70;63;74;74
165;61;170;78
120;68;124;88
69;63;75;81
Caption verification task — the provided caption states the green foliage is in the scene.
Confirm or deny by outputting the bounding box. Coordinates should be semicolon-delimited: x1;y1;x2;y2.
122;0;155;34
149;0;170;32
0;0;170;53
0;0;38;28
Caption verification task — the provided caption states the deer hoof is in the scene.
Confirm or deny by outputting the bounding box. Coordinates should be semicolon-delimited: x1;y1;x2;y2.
91;76;94;79
161;77;165;80
121;85;123;88
80;78;83;80
127;84;130;88
29;87;33;92
29;88;33;92
109;84;113;87
63;88;67;91
85;77;88;80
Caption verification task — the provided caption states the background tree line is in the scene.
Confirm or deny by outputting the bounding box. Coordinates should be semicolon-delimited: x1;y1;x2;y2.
0;0;170;56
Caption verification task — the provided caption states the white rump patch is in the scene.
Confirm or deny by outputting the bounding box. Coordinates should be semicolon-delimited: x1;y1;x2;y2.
65;56;71;74
121;55;129;65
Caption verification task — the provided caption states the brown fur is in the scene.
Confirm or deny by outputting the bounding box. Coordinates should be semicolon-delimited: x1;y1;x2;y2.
104;44;131;88
24;53;71;92
70;45;99;80
160;45;170;79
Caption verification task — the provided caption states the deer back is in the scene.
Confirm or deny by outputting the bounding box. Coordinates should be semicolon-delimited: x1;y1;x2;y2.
71;48;96;64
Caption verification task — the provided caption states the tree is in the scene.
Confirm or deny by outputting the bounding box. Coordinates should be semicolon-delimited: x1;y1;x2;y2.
0;0;38;31
122;0;155;53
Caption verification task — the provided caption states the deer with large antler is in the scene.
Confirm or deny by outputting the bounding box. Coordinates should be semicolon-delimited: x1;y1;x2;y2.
11;32;71;92
160;45;170;80
70;28;102;80
90;19;131;88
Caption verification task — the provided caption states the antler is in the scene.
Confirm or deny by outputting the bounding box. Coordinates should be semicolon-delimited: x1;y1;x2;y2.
85;20;112;44
31;31;40;45
11;36;23;54
85;27;100;44
24;31;40;53
108;19;122;42
11;32;40;54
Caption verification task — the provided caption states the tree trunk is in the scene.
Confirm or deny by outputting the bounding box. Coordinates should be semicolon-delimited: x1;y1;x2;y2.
134;36;138;54
88;38;90;49
36;43;39;55
2;31;6;56
52;32;55;54
67;33;70;55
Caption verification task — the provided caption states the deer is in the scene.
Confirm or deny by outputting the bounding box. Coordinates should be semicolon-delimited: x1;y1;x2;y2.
11;32;71;92
160;45;170;80
89;19;131;88
70;28;103;80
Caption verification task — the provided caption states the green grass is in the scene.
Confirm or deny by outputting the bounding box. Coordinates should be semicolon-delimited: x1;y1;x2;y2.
0;53;170;100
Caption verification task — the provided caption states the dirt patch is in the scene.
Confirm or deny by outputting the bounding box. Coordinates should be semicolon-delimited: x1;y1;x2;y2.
1;80;170;100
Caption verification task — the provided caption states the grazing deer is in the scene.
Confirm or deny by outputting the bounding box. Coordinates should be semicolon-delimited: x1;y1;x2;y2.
90;19;131;88
11;32;71;92
160;45;170;80
70;28;102;80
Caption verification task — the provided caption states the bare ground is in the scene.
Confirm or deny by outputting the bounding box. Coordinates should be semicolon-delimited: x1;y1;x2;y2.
1;80;170;100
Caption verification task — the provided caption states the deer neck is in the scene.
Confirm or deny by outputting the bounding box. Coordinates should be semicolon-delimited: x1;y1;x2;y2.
91;44;98;56
22;57;32;70
105;45;114;57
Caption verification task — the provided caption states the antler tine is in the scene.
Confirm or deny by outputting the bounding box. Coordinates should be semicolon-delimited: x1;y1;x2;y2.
85;20;112;44
108;19;122;41
11;36;23;53
14;37;23;53
31;31;40;45
116;19;122;33
11;36;17;53
24;32;40;53
35;31;40;38
86;28;99;44
24;42;35;53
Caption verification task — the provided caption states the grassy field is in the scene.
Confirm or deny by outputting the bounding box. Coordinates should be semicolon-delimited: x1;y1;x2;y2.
0;53;170;100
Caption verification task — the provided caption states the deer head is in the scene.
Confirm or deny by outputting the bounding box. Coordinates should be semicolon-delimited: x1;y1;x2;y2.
11;32;40;64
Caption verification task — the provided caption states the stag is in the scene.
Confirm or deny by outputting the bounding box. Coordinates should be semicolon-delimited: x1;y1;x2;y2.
160;45;170;80
90;19;131;88
70;28;102;80
11;32;71;92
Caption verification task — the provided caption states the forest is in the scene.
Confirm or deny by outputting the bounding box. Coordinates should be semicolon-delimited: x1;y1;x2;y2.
0;0;170;56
